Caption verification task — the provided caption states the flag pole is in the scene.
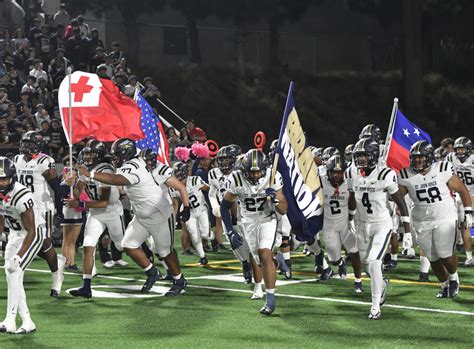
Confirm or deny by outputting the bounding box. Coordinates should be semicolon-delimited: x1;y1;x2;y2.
65;58;74;196
381;97;399;166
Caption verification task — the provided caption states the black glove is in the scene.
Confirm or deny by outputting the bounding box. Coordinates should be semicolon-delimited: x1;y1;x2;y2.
181;206;190;222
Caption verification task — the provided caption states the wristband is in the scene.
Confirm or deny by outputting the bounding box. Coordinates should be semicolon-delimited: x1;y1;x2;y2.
349;209;356;216
90;170;95;179
400;216;410;223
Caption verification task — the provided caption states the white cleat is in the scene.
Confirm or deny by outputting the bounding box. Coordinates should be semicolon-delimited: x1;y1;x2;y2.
103;261;115;268
463;259;474;267
251;287;263;300
114;259;129;267
0;319;16;334
368;309;381;320
15;321;36;335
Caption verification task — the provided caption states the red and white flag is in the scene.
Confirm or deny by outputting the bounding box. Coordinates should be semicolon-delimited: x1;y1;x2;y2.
58;71;144;144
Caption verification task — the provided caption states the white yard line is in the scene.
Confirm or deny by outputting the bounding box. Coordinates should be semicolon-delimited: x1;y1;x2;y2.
17;267;474;317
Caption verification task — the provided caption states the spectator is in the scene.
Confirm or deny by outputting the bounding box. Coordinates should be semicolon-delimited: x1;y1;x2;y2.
87;28;103;57
179;127;192;147
77;15;91;40
142;77;160;108
48;48;68;88
35;103;51;125
50;24;66;53
167;127;180;163
17;90;33;111
6;103;19;119
9;121;24;145
186;119;207;143
0;126;13;146
29;59;48;83
109;41;124;66
124;75;137;97
90;46;105;73
441;137;454;153
102;54;115;78
49;118;67;160
37;77;54;111
28;18;42;43
1;29;14;58
17;106;37;129
7;68;23;101
53;3;70;28
13;29;29;53
115;57;131;76
113;73;127;92
23;47;38;76
36;25;52;65
0;87;10;113
39;120;52;153
66;27;86;67
96;64;109;80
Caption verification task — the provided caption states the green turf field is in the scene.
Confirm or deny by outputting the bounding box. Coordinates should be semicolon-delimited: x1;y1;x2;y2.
0;233;473;349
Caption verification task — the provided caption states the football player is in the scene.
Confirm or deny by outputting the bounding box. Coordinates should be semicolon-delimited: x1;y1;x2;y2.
0;157;44;334
78;139;189;296
344;144;354;166
67;139;125;298
13;131;66;297
208;145;253;283
359;124;382;144
346;138;411;320
172;162;212;266
399;141;472;297
220;149;288;315
321;155;363;292
446;137;474;266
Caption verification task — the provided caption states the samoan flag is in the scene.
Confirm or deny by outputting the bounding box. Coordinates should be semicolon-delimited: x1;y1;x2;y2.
386;109;431;172
275;82;324;242
134;92;169;165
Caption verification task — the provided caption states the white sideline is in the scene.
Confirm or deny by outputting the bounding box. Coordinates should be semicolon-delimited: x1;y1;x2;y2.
17;267;474;317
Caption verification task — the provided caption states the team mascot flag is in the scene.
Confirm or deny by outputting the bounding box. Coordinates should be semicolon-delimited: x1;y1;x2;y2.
275;82;324;242
59;71;143;144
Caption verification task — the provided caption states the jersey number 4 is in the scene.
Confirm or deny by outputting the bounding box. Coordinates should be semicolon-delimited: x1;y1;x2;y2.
19;174;34;192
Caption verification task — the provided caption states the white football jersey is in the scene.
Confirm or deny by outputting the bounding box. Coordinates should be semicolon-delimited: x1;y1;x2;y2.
171;176;208;216
346;165;398;223
208;167;231;205
318;165;327;177
0;182;39;236
446;153;474;194
118;157;172;220
321;175;349;224
13;153;55;212
150;161;173;207
227;169;283;224
80;162;123;218
398;161;457;225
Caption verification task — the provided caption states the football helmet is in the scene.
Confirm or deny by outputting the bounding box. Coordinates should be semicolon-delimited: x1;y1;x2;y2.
241;149;267;185
0;157;16;195
110;138;137;168
344;144;354;163
139;148;157;169
20;131;43;157
173;162;189;180
82;139;106;169
310;146;322;158
453;136;472;161
359;124;382;143
216;144;242;174
434;146;447;162
353;138;379;171
321;147;340;165
326;155;346;187
409;140;434;173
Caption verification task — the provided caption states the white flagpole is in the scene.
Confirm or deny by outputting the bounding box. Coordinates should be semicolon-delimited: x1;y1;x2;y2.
381;97;399;166
65;57;74;196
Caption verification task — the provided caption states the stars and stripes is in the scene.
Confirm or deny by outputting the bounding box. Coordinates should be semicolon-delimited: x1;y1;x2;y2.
134;92;169;165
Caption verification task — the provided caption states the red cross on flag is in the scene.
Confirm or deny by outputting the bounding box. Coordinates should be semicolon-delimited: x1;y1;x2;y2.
59;71;144;144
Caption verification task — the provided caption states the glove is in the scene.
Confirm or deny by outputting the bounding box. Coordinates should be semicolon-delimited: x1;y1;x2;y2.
212;206;221;218
6;255;21;273
464;209;473;229
348;220;356;235
227;230;243;250
403;232;413;251
181;206;191;222
265;188;279;204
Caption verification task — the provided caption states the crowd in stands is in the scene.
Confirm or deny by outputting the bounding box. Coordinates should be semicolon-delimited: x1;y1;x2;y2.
0;3;207;162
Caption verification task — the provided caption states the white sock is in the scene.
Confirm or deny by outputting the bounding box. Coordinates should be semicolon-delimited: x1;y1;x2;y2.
266;288;275;294
448;272;459;282
191;236;205;258
354;278;362;283
83;274;92;279
143;264;153;272
391;254;398;261
420;256;430;273
466;251;473;260
368;260;383;312
7;270;22;318
172;273;182;280
17;272;31;323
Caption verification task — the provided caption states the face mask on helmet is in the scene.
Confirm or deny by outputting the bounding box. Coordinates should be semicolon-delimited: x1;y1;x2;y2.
111;154;125;168
0;158;16;195
173;163;189;180
329;170;344;187
410;155;430;173
245;169;265;185
217;156;235;174
354;152;373;170
83;150;98;168
20;140;40;156
455;147;468;161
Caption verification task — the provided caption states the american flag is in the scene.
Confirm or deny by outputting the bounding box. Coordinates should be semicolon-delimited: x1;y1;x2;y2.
134;92;169;165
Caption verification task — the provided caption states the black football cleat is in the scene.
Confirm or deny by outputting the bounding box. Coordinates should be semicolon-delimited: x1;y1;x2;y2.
141;267;161;292
383;260;397;272
338;259;347;279
448;280;459;298
318;267;333;281
165;276;187;296
50;289;60;298
199;257;208;266
259;304;275;316
418;272;430;282
70;287;92;299
160;270;174;281
354;281;364;293
437;284;449;298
